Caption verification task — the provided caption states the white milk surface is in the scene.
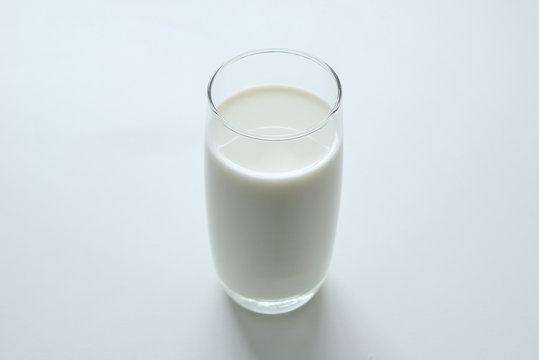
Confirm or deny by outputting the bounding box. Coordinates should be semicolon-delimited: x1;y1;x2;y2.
206;86;342;300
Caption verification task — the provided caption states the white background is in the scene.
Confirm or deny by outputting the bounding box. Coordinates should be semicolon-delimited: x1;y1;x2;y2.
1;0;538;359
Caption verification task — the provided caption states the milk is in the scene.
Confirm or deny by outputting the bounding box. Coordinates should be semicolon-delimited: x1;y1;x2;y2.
205;85;342;300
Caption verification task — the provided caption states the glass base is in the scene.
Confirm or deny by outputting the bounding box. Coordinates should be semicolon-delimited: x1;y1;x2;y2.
221;280;324;315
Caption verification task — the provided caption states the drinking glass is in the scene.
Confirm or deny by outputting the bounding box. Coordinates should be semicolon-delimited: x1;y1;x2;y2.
205;49;343;314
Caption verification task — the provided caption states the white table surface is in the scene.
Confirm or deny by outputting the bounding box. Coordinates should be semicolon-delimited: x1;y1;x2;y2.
1;1;538;359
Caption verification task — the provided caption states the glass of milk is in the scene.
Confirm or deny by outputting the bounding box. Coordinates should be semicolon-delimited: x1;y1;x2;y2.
205;49;342;314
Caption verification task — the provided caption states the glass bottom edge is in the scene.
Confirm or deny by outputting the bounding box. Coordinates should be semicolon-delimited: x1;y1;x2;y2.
220;280;324;315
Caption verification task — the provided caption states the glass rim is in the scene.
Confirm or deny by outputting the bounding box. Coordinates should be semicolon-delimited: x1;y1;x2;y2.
207;48;342;141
